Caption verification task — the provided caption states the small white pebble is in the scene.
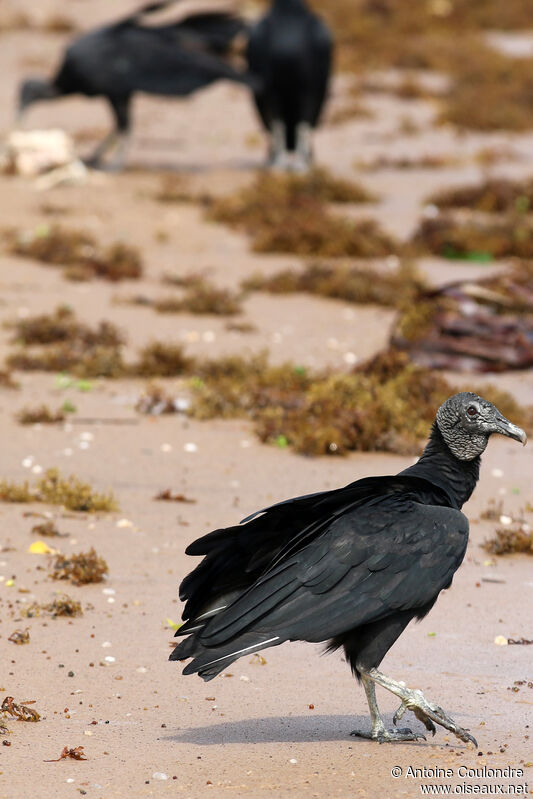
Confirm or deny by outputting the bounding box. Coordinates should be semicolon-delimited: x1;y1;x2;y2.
343;352;358;365
22;457;34;468
422;203;440;219
84;730;93;736
184;442;197;453
69;539;78;545
107;598;115;604
175;398;190;412
239;675;250;682
102;641;112;648
152;547;159;554
161;443;172;453
80;432;94;442
102;588;115;595
79;441;90;450
499;515;512;526
491;468;504;478
494;635;508;646
136;667;147;674
230;480;240;488
203;330;216;343
104;655;116;663
66;779;75;784
289;759;298;764
240;440;251;448
328;443;338;452
31;465;43;475
152;773;168;781
63;448;73;457
116;519;133;528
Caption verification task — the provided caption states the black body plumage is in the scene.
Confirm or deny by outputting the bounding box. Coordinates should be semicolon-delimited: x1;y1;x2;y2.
246;0;332;166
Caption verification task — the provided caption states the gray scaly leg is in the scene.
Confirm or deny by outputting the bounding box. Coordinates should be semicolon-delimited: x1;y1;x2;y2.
350;674;426;743
360;666;477;746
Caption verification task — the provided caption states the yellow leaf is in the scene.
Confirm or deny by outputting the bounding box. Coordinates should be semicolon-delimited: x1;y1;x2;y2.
28;540;55;555
165;618;181;631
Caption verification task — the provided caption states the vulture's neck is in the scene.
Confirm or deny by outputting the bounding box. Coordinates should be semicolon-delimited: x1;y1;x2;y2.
401;422;480;509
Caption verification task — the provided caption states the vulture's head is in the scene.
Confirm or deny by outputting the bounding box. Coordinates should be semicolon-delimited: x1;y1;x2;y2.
18;79;58;119
436;392;527;461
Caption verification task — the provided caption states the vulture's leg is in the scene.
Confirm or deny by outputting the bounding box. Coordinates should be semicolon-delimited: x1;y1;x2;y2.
351;674;426;743
85;129;119;168
86;96;131;171
362;667;477;747
268;119;288;169
294;122;313;171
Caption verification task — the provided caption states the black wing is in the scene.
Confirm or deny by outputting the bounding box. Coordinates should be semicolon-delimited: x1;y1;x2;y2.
56;14;251;98
307;16;333;125
172;497;468;678
177;474;454;628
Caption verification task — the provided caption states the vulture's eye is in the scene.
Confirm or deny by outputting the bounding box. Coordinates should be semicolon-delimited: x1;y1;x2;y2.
467;406;478;417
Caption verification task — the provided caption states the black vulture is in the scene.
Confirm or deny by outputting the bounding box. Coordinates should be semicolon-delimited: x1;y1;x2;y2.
18;1;250;169
246;0;332;170
170;393;526;745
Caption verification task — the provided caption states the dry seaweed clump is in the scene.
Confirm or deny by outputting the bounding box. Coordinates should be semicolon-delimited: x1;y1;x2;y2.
154;174;210;205
6;306;126;378
0;468;117;512
483;520;533;555
23;595;83;618
50;547;108;585
243;260;424;309
156;283;242;316
132;342;195;378
441;45;533;132
185;350;447;455
392;261;533;373
209;172;394;258
1;697;40;722
410;214;533;261
16;405;65;425
5;225;142;282
8;305;123;348
253;354;453;456
8;628;30;645
316;0;533;74
135;384;185;415
132;282;243;316
429;178;533;214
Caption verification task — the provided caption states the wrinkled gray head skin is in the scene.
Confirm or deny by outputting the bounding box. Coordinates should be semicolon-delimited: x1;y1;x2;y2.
436;392;527;461
18;79;57;117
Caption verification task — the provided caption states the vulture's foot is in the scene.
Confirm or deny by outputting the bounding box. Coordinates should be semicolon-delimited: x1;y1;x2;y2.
392;688;477;747
351;726;426;743
393;700;436;736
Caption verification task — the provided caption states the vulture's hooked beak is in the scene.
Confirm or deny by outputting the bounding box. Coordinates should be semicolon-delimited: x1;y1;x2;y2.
494;416;527;446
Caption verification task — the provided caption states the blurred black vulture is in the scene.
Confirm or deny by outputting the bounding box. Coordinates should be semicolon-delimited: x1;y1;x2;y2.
171;393;527;745
18;1;250;169
246;0;332;169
